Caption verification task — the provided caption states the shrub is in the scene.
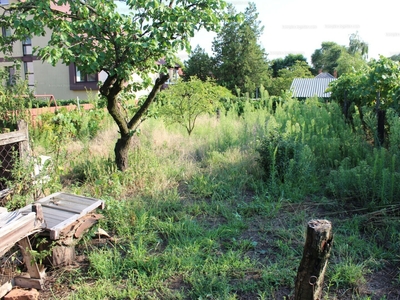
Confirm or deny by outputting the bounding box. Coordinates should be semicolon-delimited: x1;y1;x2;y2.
257;133;297;182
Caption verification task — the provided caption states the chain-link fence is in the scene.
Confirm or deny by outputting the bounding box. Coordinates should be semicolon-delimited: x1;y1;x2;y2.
0;121;28;199
0;143;19;191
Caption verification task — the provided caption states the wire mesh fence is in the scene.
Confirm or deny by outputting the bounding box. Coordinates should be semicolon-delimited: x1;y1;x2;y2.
0;143;19;191
0;121;28;198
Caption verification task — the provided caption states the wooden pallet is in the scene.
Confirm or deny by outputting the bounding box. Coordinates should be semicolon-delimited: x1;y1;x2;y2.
0;192;104;295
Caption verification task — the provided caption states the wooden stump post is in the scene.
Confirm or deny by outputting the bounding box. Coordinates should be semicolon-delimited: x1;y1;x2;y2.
294;219;333;300
17;120;30;160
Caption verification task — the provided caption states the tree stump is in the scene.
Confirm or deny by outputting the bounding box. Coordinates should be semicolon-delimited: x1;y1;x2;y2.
294;219;333;300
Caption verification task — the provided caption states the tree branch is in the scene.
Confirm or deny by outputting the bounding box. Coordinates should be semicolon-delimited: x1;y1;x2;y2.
128;74;169;129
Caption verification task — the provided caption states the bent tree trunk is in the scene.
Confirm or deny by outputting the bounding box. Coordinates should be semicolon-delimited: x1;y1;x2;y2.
376;92;385;147
115;133;132;172
377;109;385;147
100;73;169;172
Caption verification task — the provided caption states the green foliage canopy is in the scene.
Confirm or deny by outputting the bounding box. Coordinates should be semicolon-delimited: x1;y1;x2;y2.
311;41;346;75
332;56;400;109
312;33;368;77
366;56;400;109
270;54;308;78
183;45;214;81
0;0;226;86
0;0;227;170
347;32;369;60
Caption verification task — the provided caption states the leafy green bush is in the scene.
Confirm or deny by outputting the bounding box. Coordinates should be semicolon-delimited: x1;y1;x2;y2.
33;107;106;145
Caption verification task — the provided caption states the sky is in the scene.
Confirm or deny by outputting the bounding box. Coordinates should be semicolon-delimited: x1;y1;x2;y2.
184;0;400;64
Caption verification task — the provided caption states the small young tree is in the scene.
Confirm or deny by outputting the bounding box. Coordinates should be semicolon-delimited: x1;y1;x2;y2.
0;0;226;171
327;69;370;129
366;56;400;146
328;56;400;146
158;77;231;135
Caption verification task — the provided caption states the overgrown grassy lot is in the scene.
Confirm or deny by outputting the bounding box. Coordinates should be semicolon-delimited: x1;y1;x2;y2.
12;95;400;299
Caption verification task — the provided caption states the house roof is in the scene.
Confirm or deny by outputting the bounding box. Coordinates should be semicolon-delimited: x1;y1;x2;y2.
290;77;336;98
315;72;335;78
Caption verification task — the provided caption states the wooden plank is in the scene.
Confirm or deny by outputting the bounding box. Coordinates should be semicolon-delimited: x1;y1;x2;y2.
18;237;42;279
74;214;102;239
0;214;42;257
76;198;104;216
17;120;30;159
49;193;105;209
51;193;100;203
32;192;62;204
0;131;27;146
14;276;45;290
32;203;43;223
0;224;42;251
0;213;35;239
58;213;103;239
0;280;13;299
0;210;22;227
49;214;84;240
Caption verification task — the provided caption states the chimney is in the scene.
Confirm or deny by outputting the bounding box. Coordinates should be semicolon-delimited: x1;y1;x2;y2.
318;69;322;74
333;70;337;78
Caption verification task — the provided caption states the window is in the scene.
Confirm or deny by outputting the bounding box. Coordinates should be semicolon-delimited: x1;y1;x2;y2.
76;66;97;82
69;64;99;91
1;27;11;37
7;67;15;86
24;62;35;87
23;37;32;55
167;67;180;84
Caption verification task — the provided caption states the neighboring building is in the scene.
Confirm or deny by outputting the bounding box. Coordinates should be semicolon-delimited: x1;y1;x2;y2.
290;72;336;100
157;58;183;90
0;0;104;100
0;1;168;101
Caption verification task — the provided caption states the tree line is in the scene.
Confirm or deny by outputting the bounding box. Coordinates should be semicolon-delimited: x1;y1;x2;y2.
184;3;399;100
